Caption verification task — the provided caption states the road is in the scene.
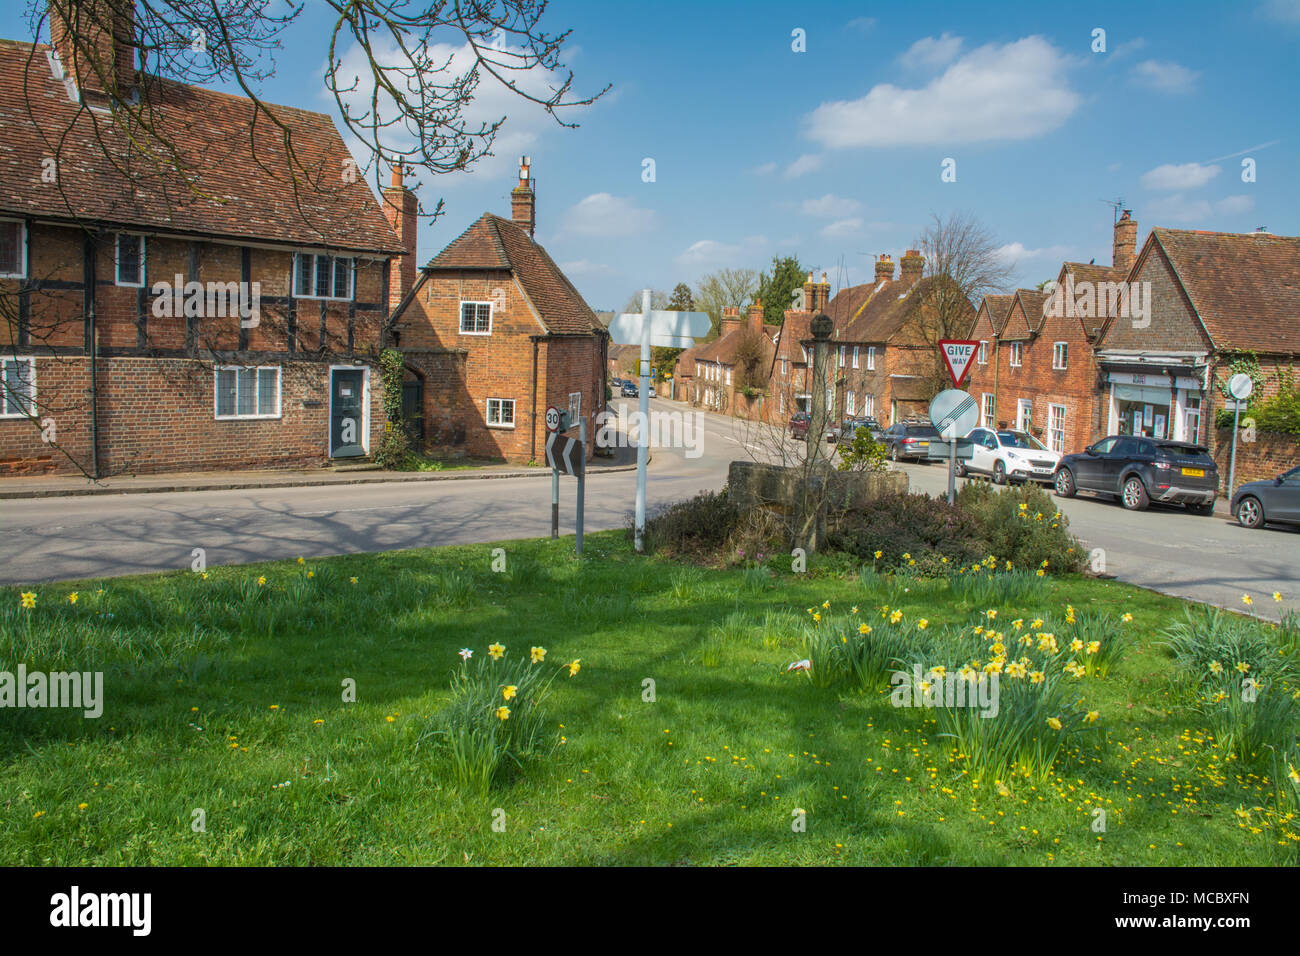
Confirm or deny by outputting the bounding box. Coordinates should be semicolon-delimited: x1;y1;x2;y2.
1;397;1295;618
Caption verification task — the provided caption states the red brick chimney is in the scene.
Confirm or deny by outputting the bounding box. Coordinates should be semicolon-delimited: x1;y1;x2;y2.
801;271;816;311
1113;209;1137;275
48;0;136;106
875;254;894;284
747;300;764;334
816;271;831;311
511;156;536;238
720;306;742;337
382;164;418;311
900;249;924;288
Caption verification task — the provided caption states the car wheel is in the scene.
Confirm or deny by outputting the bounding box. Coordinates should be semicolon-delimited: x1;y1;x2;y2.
1054;468;1076;498
890;445;900;462
1235;495;1264;529
1188;501;1215;516
955;460;967;477
993;460;1007;485
1121;475;1150;511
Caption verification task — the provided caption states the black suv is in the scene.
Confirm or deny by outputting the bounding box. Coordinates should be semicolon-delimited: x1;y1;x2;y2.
1053;435;1218;514
881;422;940;462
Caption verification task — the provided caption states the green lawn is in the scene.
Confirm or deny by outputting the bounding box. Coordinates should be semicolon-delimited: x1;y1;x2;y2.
2;531;1296;865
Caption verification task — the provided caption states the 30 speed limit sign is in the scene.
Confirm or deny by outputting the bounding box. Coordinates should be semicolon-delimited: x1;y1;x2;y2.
545;406;561;432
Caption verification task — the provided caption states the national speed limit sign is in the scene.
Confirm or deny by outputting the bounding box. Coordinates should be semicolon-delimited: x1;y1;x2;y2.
545;406;561;432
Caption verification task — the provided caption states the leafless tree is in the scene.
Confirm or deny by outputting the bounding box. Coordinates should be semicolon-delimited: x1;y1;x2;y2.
692;268;758;340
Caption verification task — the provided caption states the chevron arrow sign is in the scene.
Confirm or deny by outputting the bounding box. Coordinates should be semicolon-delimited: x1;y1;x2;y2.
546;431;584;477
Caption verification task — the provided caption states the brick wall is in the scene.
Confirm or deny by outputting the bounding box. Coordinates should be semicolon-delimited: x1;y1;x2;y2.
393;269;603;463
1213;429;1299;489
1;222;391;476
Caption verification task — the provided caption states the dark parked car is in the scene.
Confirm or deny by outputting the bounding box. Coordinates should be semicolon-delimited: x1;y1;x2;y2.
620;381;638;397
881;422;941;462
789;412;810;440
834;417;885;446
1053;435;1218;514
1230;464;1300;530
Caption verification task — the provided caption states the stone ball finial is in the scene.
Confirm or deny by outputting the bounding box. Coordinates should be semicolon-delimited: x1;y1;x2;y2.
810;312;833;340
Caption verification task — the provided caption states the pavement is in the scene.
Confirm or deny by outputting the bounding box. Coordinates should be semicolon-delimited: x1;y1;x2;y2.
1;397;1296;620
0;444;642;498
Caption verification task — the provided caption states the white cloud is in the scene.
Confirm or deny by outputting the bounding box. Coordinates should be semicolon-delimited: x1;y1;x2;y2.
805;36;1080;148
1131;60;1198;93
801;194;862;217
1111;38;1148;58
1145;193;1255;223
559;259;616;276
821;219;863;239
900;33;964;70
561;193;656;237
847;17;877;32
1140;162;1221;190
785;154;823;178
675;236;768;267
995;242;1073;265
328;33;591;185
753;161;778;176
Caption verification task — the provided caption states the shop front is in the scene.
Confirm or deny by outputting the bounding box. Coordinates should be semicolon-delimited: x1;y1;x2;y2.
1103;367;1206;444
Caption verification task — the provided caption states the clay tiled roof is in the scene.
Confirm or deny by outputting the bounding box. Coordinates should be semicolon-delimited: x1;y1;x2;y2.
0;40;402;254
1015;289;1052;334
841;278;935;343
672;342;703;378
425;213;602;335
772;311;812;364
976;294;1014;335
1061;262;1128;287
824;282;877;331
1152;228;1300;353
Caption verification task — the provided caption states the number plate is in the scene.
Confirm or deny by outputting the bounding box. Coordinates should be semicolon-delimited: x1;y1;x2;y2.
1181;467;1204;477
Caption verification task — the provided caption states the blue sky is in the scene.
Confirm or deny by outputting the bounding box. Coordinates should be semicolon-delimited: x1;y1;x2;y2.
8;0;1300;309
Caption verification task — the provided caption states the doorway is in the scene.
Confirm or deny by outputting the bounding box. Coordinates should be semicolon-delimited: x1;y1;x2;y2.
329;366;368;458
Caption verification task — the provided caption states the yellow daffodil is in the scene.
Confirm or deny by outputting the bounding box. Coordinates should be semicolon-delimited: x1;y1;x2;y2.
822;600;830;609
1274;592;1283;603
297;556;304;565
1242;594;1253;606
502;685;518;701
813;612;822;623
874;550;883;559
1235;661;1250;674
530;646;546;663
1208;660;1223;674
1121;612;1133;623
1085;711;1100;724
68;593;78;604
568;659;581;677
917;619;929;630
859;623;871;635
986;609;997;620
19;592;35;609
1046;717;1063;731
349;577;358;584
257;576;266;586
488;643;505;660
497;706;511;721
890;610;903;624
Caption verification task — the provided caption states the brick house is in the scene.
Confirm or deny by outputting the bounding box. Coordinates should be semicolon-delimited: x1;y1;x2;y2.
966;212;1138;455
964;294;1013;428
1093;226;1300;471
0;5;405;477
387;160;607;463
686;303;776;417
829;252;974;425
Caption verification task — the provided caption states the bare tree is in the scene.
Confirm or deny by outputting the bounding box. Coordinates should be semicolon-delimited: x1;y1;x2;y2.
25;0;609;226
693;267;758;340
909;211;1012;394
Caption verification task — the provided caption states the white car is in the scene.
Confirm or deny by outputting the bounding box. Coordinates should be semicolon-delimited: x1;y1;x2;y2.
958;427;1061;485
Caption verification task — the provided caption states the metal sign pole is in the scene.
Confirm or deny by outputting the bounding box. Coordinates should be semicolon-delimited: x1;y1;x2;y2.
1228;404;1241;498
634;288;651;553
551;464;559;539
576;415;586;556
948;439;957;504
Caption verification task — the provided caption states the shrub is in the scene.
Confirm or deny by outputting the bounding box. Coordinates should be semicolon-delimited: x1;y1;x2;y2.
372;424;411;469
957;481;1085;573
836;427;887;473
642;490;742;557
825;493;988;570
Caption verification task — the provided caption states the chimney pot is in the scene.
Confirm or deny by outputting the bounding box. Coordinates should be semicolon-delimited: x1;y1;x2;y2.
1113;210;1138;274
511;157;536;237
382;165;418;312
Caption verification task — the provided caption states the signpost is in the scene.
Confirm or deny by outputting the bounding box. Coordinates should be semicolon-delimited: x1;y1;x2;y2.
609;296;711;552
545;408;586;555
1226;372;1254;498
938;340;980;388
929;388;981;504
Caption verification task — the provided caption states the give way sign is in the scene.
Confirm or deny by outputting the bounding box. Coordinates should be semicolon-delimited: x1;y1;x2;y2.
938;340;980;387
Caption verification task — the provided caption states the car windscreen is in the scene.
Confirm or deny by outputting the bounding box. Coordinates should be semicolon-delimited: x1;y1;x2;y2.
908;425;940;437
997;430;1045;450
